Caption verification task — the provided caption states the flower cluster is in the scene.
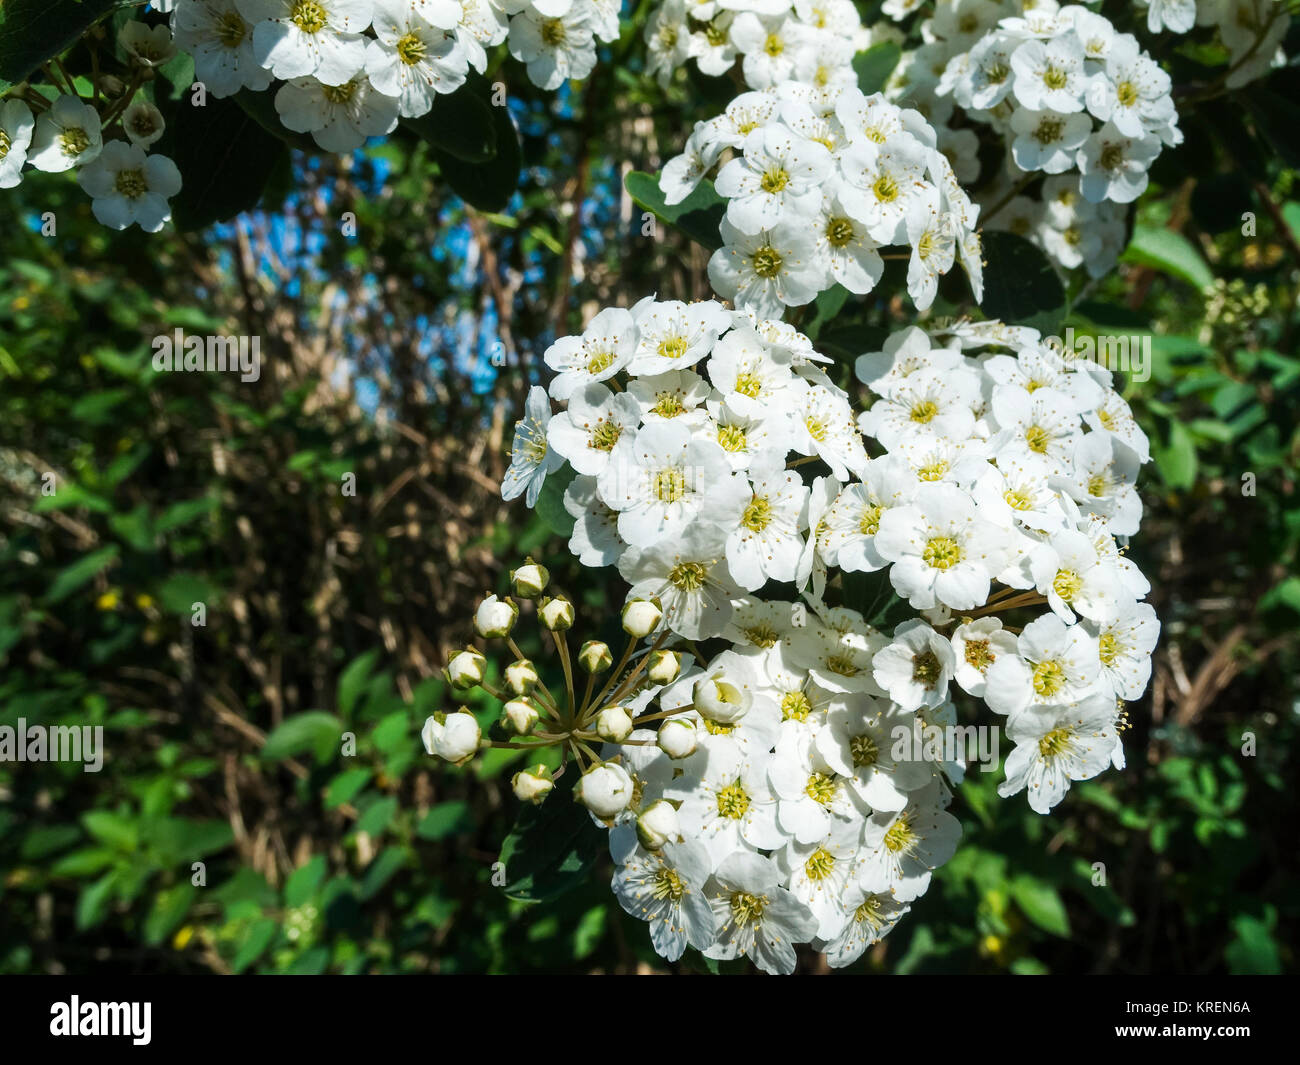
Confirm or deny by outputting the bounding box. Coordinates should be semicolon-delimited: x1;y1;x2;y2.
883;2;1189;278
476;305;1160;971
173;0;617;151
0;24;182;230
642;0;875;91
661;83;983;315
1139;1;1289;89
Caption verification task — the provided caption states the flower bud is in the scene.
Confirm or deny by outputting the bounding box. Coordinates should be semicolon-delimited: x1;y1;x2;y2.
647;649;681;685
595;705;634;743
503;698;540;736
504;658;540;696
657;718;698;759
445;648;487;691
512;764;554;804
622;598;663;638
694;672;750;724
474;594;518;639
421;711;481;764
578;640;613;673
636;800;680;850
575;762;634;819
511;561;550;599
538;595;574;631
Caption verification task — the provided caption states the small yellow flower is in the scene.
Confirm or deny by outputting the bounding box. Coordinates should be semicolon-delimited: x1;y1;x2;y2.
173;925;195;950
135;593;154;609
96;591;120;611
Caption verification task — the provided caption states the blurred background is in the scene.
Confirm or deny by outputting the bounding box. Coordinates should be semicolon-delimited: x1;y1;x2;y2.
1;14;1298;975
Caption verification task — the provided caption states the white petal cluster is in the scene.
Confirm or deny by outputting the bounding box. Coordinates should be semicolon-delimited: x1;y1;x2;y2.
662;83;983;315
500;308;1161;970
1142;1;1290;89
642;0;877;91
884;2;1190;278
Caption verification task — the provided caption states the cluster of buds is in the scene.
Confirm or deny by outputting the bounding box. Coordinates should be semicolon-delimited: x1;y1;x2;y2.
424;561;722;847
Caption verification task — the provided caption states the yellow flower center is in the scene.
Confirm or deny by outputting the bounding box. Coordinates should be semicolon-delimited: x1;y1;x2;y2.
730;891;766;925
781;690;811;721
718;425;748;451
910;399;939;424
653;468;687;503
751;246;784;279
716;781;750;820
923;536;962;570
761;167;790;194
1052;569;1083;602
744;623;779;648
541;18;567;46
883;814;916;854
805;848;835;881
59;127;91;156
912;649;942;688
1099;632;1119;666
964;638;994;672
652;868;685;900
1024;425;1050;454
1116;81;1139;108
858;504;883;536
1032;659;1066;698
652;391;685;417
742;495;772;532
322;81;358;104
826;217;855;247
1042;65;1069;91
657;335;688;362
1038;726;1072;758
873;174;899;203
734;371;763;397
217;11;247;47
291;0;328;34
851;734;879;768
586;349;615;375
668;561;707;591
805;772;838;806
589;420;621;451
114;168;148;199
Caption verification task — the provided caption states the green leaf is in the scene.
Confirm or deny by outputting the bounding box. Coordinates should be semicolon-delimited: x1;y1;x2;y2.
979;231;1066;333
262;711;343;763
1224;913;1282;975
143;883;197;946
499;772;604;903
1009;875;1071;937
535;465;577;538
44;546;120;604
402;81;497;163
358;847;407;900
0;0;120;87
435;103;521;212
852;42;902;94
1122;227;1214;291
624;170;725;252
325;768;372;809
76;871;118;931
157;572;219;615
283;855;327;906
170;93;287;230
231;918;278;973
415;800;472;841
1155;419;1197;490
82;810;138;851
337;650;380;716
353;795;398;837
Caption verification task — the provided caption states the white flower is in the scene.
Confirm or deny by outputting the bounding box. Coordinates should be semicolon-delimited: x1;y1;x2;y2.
547;383;640;477
1029;527;1120;624
709;218;823;320
0;100;35;189
661;122;724;205
172;0;276;98
860;780;961;901
629;299;732;376
997;693;1118;813
703;850;818;975
77;142;182;232
1078;123;1160;204
502;385;564;508
727;450;809;591
775;817;866;939
421;710;481;763
122;100;167;148
543;306;637;400
692;650;759;724
618;526;741;640
818;457;915;573
120;21;179;66
837;132;930;244
445;647;486;689
874;483;1011;611
611;834;716;961
658;717;698;758
984;612;1101;717
508;7;597;90
816;698;931;813
950;617;1018;697
1009;107;1092;173
872;618;956;711
366;0;467;116
820;879;910;968
28;95;103;173
275;69;400;150
812;192;885;295
645;0;693;84
714;124;832;235
1144;0;1197;34
667;741;783;861
768;729;859;844
1085;35;1174;138
473;593;518;638
564;474;625;567
1090;601;1159;701
1009;33;1086;113
238;0;373;86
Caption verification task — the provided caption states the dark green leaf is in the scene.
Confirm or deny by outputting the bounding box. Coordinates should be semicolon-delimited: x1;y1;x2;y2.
979;231;1066;333
1009;875;1071;937
852;42;902;95
535;465;577;538
44;545;119;604
402;81;497;163
0;0;120;87
1122;226;1214;291
499;772;604;903
435;103;521;211
262;711;343;763
624;170;725;251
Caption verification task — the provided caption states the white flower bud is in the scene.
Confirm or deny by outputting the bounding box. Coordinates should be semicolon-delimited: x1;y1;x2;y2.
694;672;751;724
512;764;554;804
575;761;634;819
511;562;550;599
474;594;518;639
647;649;681;685
503;698;540;736
622;598;663;638
445;648;487;691
538;595;574;631
578;640;613;673
504;658;540;696
595;705;633;743
636;800;680;850
657;718;697;759
421;711;481;764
